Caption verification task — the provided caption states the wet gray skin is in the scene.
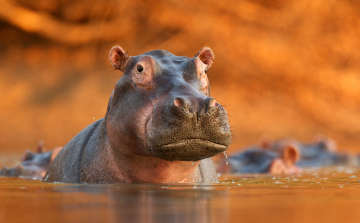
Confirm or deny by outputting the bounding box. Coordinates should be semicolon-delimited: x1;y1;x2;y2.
225;148;279;174
295;142;351;167
43;46;232;184
270;139;353;167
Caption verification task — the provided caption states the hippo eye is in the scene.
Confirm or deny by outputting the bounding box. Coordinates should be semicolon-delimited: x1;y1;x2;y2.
205;68;208;74
137;65;144;73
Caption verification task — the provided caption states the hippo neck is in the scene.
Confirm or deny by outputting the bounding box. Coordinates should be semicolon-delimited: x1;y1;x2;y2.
114;152;203;183
82;119;204;183
109;145;204;183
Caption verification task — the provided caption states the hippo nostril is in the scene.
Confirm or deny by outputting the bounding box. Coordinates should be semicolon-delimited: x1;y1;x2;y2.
174;98;183;107
174;98;188;108
206;97;218;109
210;98;217;108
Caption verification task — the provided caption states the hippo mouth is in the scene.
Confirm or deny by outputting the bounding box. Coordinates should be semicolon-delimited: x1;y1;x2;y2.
149;139;228;161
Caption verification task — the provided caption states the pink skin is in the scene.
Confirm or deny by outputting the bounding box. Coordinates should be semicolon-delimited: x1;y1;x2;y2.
194;57;211;95
106;47;213;183
269;159;301;175
269;145;301;175
50;146;62;162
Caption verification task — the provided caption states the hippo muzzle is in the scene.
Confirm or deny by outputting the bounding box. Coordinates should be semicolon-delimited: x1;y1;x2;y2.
146;94;232;161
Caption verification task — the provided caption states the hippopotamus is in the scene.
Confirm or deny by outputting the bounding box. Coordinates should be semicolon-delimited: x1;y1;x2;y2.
43;46;232;184
0;142;62;179
265;135;355;167
216;144;300;175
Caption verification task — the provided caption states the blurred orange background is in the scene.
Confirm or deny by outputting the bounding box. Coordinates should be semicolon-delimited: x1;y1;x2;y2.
0;0;359;156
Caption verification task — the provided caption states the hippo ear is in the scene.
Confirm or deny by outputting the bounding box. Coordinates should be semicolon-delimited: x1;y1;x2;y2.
282;145;300;165
311;134;337;151
109;46;130;71
20;150;32;162
258;136;273;149
36;141;45;153
194;47;214;67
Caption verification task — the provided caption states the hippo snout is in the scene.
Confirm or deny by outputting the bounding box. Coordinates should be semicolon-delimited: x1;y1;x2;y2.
146;95;232;161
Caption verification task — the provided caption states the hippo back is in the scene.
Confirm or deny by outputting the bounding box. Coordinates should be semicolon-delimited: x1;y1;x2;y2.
43;119;104;183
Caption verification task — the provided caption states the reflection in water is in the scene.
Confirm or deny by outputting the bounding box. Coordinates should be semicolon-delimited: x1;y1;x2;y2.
1;167;360;223
53;184;229;223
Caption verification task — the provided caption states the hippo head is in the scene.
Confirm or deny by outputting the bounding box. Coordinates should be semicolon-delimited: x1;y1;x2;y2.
106;46;232;162
264;135;353;167
298;136;352;167
217;145;300;175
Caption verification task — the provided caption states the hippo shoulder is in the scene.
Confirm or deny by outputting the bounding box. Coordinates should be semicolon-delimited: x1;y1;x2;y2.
43;119;104;183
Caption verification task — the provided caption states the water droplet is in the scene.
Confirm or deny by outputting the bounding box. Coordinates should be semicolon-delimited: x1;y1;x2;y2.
223;152;228;158
226;162;228;165
192;162;195;166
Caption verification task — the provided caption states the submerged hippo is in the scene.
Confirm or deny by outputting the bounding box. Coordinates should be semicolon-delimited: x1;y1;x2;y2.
0;142;62;179
267;135;355;167
44;46;232;183
217;144;300;175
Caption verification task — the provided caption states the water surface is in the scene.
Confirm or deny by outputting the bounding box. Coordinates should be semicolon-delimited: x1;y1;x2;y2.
1;167;360;223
